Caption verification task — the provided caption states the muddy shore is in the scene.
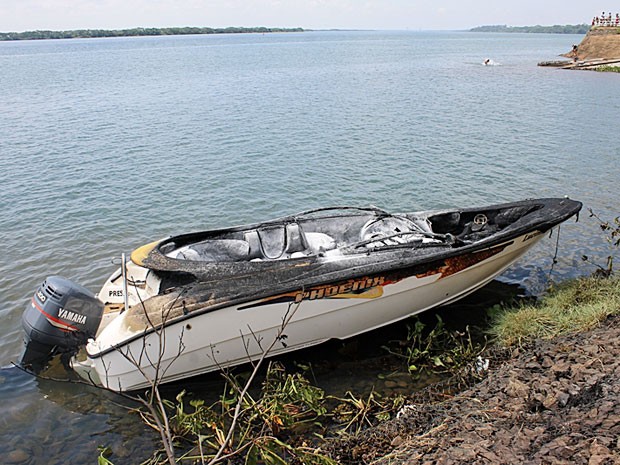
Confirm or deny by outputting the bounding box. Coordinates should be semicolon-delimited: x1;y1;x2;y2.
327;314;620;464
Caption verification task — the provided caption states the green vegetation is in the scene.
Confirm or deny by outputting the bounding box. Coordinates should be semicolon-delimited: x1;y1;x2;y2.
383;314;485;378
0;27;304;41
119;362;411;464
166;365;336;464
596;65;620;72
470;24;590;34
491;209;620;346
489;276;620;346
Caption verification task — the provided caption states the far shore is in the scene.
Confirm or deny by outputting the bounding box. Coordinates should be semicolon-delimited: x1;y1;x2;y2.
0;23;593;41
0;26;304;41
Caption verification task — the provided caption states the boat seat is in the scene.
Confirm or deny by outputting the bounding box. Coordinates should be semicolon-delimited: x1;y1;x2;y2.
305;232;337;254
284;223;308;255
176;239;250;262
244;230;263;259
244;223;309;259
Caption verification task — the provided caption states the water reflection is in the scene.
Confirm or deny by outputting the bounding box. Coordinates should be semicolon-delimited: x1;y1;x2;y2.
0;365;157;465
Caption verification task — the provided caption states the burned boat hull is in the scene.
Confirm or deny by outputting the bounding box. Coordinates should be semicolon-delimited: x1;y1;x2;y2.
67;198;580;391
21;197;581;391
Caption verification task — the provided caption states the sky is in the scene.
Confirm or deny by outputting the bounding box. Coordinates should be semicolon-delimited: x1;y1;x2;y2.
0;0;603;33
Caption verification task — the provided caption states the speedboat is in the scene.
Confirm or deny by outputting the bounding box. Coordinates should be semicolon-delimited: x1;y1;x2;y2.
20;197;581;392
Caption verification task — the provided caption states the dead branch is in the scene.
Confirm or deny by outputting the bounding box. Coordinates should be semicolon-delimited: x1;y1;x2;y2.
207;299;302;465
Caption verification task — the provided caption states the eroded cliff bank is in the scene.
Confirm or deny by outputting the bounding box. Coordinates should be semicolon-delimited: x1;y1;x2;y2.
564;26;620;60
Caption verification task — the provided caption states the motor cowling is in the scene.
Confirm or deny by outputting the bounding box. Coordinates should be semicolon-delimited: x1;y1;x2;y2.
20;276;104;372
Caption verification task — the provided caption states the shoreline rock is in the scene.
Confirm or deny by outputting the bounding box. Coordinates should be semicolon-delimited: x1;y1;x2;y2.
327;314;620;464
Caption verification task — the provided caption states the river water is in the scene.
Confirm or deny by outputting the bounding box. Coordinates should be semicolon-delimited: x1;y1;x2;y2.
0;30;619;463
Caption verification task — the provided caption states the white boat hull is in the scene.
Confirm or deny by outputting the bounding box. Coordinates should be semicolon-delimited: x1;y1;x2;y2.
74;231;543;392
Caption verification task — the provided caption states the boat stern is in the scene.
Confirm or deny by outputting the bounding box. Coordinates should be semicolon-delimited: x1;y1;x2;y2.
70;350;103;387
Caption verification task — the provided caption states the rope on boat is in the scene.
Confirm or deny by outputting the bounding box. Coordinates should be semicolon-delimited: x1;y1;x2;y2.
292;205;391;218
346;230;457;251
547;225;562;282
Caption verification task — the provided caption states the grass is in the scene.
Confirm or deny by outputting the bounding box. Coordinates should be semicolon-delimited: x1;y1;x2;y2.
489;276;620;346
595;65;620;72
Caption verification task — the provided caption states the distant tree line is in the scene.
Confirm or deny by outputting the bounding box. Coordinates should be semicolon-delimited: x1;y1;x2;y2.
0;26;304;41
470;24;590;34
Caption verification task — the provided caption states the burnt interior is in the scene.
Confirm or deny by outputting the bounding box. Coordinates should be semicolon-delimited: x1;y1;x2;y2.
155;204;543;264
428;204;542;241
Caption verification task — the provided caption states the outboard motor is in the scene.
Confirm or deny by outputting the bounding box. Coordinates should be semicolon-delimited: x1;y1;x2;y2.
20;276;104;372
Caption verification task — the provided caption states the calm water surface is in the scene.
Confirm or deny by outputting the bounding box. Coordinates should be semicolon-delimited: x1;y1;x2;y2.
1;30;619;463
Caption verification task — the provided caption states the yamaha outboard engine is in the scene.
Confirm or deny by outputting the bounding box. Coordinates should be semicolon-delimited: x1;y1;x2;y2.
20;276;104;372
